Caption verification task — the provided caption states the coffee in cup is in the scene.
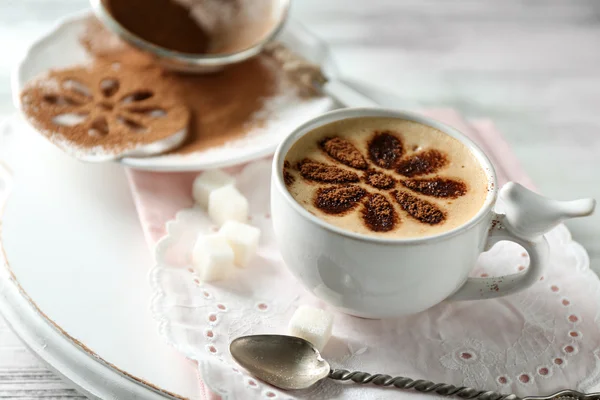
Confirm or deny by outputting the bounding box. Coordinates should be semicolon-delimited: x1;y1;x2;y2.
283;117;489;238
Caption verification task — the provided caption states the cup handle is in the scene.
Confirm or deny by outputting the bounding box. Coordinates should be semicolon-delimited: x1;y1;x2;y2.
447;182;594;301
447;214;549;301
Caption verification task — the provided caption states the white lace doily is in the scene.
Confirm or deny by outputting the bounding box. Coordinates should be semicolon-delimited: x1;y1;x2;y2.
149;159;600;400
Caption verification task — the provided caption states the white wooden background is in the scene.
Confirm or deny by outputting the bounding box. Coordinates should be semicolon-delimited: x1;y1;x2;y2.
1;0;599;398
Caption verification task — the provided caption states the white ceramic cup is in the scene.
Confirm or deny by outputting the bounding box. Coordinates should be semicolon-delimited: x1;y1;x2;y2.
271;108;595;318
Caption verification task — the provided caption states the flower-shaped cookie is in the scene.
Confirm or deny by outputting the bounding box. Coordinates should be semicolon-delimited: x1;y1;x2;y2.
20;63;190;159
286;132;468;232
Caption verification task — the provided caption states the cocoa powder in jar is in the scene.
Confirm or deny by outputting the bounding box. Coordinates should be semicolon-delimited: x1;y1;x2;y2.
103;0;211;54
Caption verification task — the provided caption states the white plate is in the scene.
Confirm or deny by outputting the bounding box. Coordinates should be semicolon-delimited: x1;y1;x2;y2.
13;11;336;172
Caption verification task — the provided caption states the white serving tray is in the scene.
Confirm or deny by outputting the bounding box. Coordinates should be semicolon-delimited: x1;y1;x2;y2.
0;116;200;399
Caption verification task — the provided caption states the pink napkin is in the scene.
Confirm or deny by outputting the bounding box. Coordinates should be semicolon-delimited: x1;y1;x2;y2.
126;110;543;399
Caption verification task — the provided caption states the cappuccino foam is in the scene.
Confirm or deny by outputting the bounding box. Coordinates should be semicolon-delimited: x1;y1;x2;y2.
284;117;489;239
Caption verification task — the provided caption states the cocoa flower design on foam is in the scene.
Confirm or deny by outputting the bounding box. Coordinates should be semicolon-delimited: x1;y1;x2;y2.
286;132;468;232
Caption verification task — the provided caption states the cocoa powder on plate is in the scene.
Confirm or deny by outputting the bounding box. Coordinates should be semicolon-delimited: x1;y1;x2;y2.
79;19;323;156
80;18;156;68
20;17;325;157
159;57;280;154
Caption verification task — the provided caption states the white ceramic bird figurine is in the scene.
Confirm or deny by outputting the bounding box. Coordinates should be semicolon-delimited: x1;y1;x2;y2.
499;182;595;240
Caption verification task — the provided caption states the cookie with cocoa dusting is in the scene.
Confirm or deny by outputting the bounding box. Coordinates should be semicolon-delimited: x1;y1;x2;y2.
20;63;190;161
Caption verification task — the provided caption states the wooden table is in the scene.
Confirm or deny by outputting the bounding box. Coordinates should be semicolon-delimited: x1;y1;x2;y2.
1;0;598;397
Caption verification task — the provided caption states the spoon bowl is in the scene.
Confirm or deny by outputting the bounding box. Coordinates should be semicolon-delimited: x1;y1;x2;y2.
230;335;330;390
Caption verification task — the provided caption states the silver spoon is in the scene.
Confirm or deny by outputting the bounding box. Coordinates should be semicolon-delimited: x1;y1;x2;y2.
230;335;599;400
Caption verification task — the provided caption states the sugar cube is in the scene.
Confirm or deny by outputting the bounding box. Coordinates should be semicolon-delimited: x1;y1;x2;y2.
192;234;235;282
288;306;334;352
208;185;249;226
192;170;235;209
218;221;261;267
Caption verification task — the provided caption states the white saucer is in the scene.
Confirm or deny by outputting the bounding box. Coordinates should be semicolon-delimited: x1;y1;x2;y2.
12;11;336;171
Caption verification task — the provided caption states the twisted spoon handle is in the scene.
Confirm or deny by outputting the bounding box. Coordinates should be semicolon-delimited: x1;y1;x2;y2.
328;369;520;400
